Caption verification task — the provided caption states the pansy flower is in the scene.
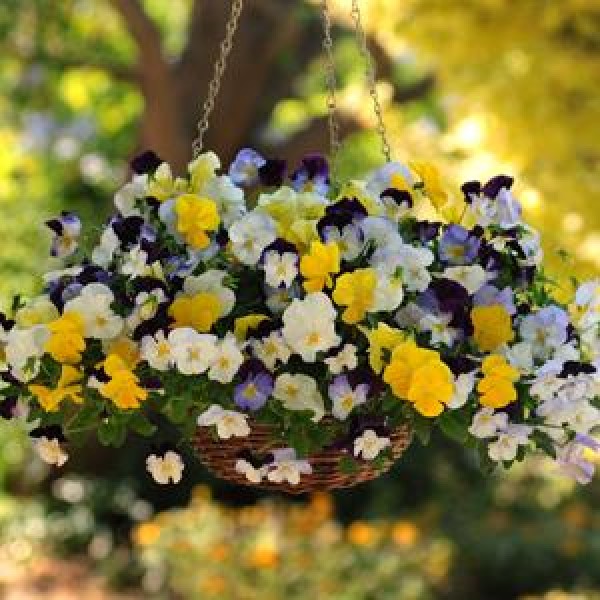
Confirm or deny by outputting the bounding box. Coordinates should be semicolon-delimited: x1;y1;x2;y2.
439;225;481;265
290;154;330;195
234;368;273;411
146;449;184;484
46;212;81;258
228;148;266;186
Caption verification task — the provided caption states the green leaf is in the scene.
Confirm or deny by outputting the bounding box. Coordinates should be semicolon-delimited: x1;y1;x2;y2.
129;412;157;437
531;429;557;458
97;418;127;447
339;455;359;475
412;414;433;445
438;410;469;444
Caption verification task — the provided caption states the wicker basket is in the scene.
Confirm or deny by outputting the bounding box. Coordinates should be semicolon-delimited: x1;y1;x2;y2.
192;419;413;494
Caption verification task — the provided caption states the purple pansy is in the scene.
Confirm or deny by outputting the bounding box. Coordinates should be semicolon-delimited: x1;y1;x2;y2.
234;372;273;411
229;148;267;187
131;150;163;175
46;212;81;258
439;225;480;265
473;284;516;315
290;154;330;195
258;159;287;187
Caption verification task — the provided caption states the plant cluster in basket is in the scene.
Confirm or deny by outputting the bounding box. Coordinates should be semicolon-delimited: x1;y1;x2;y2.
1;147;599;490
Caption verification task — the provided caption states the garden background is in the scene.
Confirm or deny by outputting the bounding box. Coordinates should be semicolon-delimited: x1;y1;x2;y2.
1;1;599;598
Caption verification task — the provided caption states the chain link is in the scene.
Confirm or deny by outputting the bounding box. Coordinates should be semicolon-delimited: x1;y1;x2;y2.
320;0;341;159
192;0;245;158
349;0;392;162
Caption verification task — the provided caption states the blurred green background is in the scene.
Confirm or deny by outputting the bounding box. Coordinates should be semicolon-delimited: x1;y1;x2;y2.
1;1;599;598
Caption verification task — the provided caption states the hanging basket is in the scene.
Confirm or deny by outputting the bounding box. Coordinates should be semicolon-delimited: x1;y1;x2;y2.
193;419;413;494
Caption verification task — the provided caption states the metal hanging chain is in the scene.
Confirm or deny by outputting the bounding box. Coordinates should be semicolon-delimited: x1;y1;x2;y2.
192;0;245;158
320;0;342;159
349;0;392;162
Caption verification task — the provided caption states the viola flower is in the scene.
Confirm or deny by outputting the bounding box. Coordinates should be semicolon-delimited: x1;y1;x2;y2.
332;268;377;324
477;354;519;409
329;375;369;420
520;306;570;358
169;328;217;375
234;371;273;411
250;331;291;371
114;173;149;217
258;158;287;187
34;436;69;467
229;212;277;266
46;212;81;258
556;434;600;484
442;265;487;296
64;283;123;340
299;240;340;292
353;429;391;460
28;365;83;412
473;285;516;315
45;312;86;364
140;331;173;371
439;225;481;265
266;448;312;486
380;188;413;222
471;304;514;351
325;344;358;375
361;322;406;374
418;312;458;347
488;424;531;462
281;293;340;362
366;161;413;197
262;250;298;288
395;244;434;292
197;404;251;439
99;354;148;410
235;458;267;484
228;148;266;186
146;450;184;484
468;407;508;438
322;224;364;262
174;194;220;250
208;335;244;384
290;154;330;195
273;373;325;422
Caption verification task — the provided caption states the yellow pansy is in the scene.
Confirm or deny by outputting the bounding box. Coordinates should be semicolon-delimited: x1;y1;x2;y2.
299;240;340;292
188;152;220;192
360;323;406;373
390;172;412;192
383;340;454;417
100;354;148;410
45;312;86;364
234;314;269;341
169;293;222;332
29;365;83;412
175;194;220;250
104;336;140;370
147;163;186;202
477;354;519;409
333;268;376;324
410;161;448;209
471;304;514;351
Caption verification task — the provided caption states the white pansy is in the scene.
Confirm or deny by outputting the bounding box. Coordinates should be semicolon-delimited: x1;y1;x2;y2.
208;335;244;384
34;437;68;467
262;251;298;288
395;302;428;328
146;451;184;484
556;439;598;484
127;288;166;331
396;244;434;292
468;408;508;439
202;174;246;227
250;331;291;371
120;246;150;278
140;331;173;371
182;269;235;318
361;217;404;261
354;429;391;460
229;212;277;266
442;265;487;295
91;227;120;268
418;312;457;347
504;341;535;374
322;225;364;261
488;424;532;462
169;328;217;375
273;373;325;422
64;283;123;340
329;377;368;420
4;326;49;371
235;459;266;484
518;226;543;266
366;161;413;197
372;267;404;312
282;292;340;362
197;404;250;439
447;372;476;409
266;448;312;486
325;344;358;375
42;266;83;284
114;174;148;216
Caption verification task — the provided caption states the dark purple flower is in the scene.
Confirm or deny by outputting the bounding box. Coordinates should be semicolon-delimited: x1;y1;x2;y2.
46;212;81;258
559;361;596;379
424;278;473;335
258;159;287;187
132;303;172;341
0;397;18;420
0;313;15;332
482;174;514;199
131;151;163;175
290;154;330;195
416;221;442;243
317;198;367;235
443;355;478;376
30;425;66;442
111;215;146;248
381;188;413;208
461;180;481;203
234;372;273;411
439;225;480;265
261;238;298;262
229;148;266;186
